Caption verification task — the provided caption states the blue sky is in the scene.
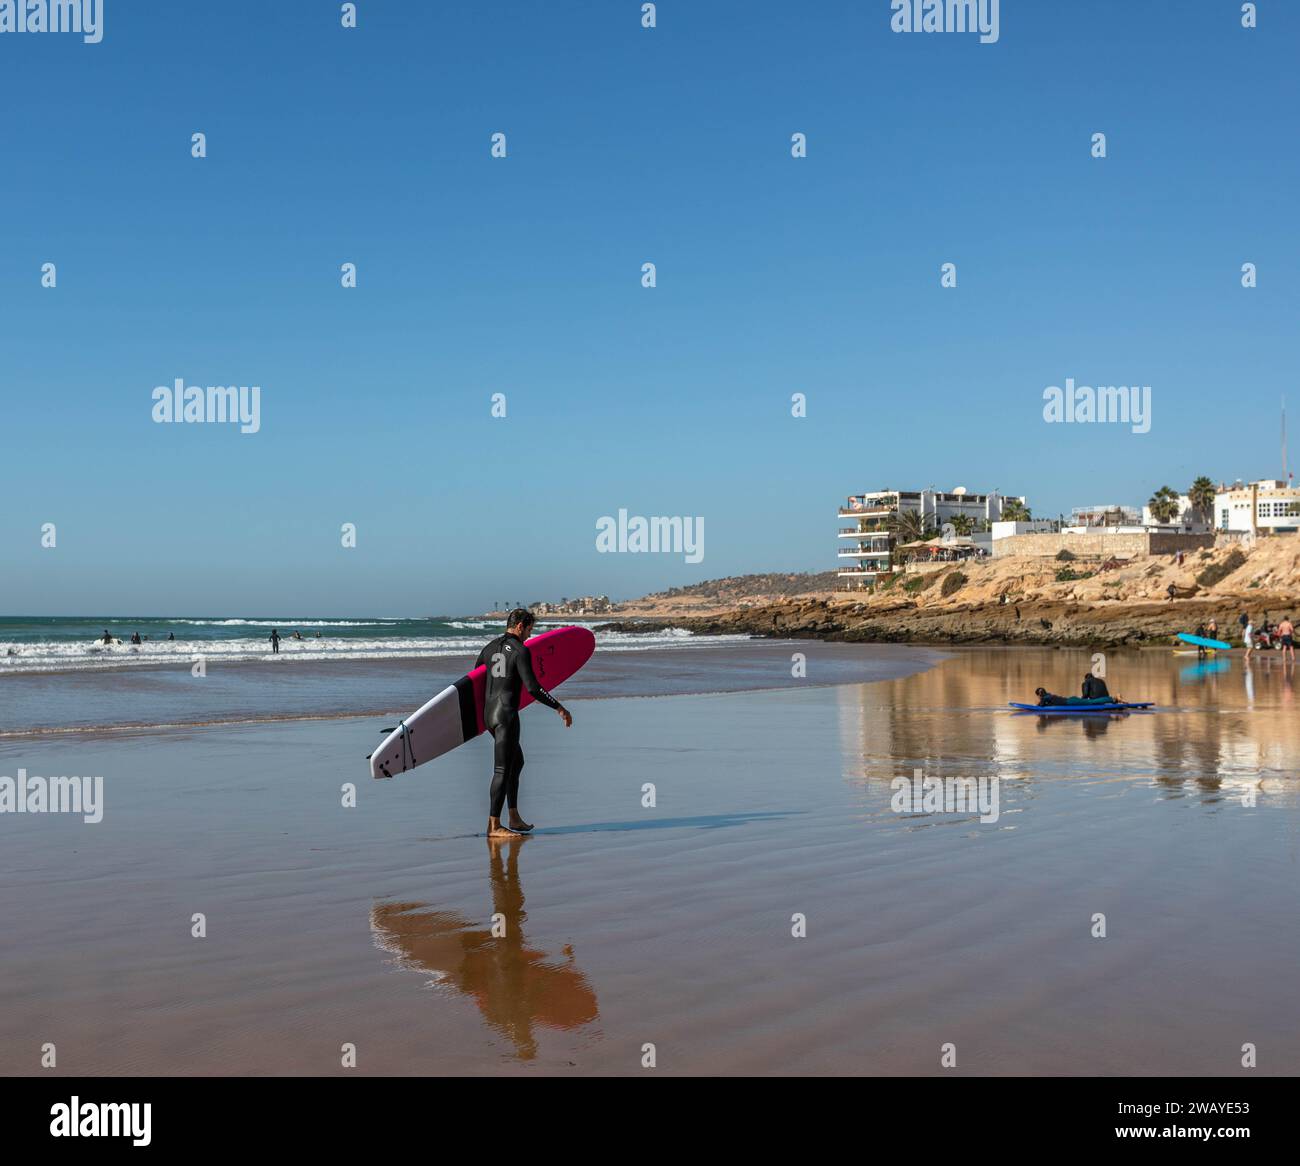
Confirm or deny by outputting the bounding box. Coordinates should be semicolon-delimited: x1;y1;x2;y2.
1;1;1296;615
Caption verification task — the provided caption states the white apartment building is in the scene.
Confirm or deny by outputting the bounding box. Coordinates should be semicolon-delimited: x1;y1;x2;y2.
837;487;1025;584
1215;479;1300;534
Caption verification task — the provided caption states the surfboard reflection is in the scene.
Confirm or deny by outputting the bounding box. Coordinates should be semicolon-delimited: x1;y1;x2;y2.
369;838;598;1060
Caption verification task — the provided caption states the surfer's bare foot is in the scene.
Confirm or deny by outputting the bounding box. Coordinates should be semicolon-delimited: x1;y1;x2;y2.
508;814;534;832
487;817;521;839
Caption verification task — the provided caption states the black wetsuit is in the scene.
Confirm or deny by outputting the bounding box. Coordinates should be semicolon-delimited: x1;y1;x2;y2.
1081;674;1111;700
475;632;563;818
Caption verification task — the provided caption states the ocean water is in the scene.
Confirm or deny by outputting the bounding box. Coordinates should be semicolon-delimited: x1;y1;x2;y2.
0;616;729;673
0;620;942;735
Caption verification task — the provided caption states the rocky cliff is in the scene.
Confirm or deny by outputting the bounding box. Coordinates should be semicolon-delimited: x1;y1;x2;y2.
600;540;1300;648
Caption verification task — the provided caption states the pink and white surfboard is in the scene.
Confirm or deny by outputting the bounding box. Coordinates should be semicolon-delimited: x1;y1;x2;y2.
369;625;595;779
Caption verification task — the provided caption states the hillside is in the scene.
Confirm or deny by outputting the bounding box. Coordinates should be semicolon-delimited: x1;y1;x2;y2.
613;540;1300;647
647;572;840;600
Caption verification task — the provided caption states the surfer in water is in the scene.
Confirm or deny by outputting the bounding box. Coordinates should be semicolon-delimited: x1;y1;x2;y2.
477;609;572;838
1035;686;1121;707
1081;671;1110;700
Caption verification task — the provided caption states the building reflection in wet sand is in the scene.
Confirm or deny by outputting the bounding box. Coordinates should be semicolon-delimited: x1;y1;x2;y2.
836;647;1298;812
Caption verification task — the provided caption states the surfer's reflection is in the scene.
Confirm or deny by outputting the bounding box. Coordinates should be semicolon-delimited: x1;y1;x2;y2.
1028;712;1120;737
369;836;598;1060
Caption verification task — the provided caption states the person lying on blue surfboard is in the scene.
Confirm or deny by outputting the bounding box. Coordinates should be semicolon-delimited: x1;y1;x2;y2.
1034;686;1118;707
1034;669;1114;706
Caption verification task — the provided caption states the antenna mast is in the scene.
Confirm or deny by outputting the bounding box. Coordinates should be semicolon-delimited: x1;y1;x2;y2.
1284;396;1290;482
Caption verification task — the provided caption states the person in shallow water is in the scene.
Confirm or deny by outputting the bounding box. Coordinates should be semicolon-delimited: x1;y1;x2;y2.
1034;687;1116;707
476;608;572;838
269;629;281;654
1081;671;1110;699
1276;614;1295;661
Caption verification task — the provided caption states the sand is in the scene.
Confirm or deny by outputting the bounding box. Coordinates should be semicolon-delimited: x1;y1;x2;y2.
2;646;1297;1076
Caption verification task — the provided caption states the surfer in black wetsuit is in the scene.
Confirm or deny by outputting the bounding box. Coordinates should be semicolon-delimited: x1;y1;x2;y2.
476;609;572;838
1081;672;1110;699
1037;683;1120;707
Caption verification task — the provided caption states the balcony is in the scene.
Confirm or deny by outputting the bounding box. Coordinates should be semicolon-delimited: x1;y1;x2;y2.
839;506;896;519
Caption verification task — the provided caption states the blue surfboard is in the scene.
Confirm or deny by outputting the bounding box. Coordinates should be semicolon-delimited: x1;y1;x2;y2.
1009;701;1155;713
1178;632;1232;650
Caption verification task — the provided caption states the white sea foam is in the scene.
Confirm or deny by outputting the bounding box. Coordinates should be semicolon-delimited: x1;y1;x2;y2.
0;628;751;673
164;618;405;627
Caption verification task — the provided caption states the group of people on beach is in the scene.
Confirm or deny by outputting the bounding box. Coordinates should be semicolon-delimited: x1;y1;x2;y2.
1237;612;1295;661
1032;615;1297;706
1183;614;1294;661
267;629;322;653
94;628;326;653
99;629;175;646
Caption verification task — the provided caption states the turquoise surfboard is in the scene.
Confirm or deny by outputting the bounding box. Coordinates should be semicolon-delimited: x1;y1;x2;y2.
1177;632;1232;650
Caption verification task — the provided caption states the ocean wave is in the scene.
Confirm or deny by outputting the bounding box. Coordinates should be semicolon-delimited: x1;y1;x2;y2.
0;627;750;673
162;618;407;627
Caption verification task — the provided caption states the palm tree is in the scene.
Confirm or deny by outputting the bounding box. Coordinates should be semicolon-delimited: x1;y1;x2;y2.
949;513;974;536
886;508;931;545
1188;476;1216;523
1001;498;1031;522
1148;485;1181;524
884;508;934;568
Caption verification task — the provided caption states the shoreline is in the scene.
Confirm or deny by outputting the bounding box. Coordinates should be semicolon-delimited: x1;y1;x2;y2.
0;640;948;740
6;634;1268;741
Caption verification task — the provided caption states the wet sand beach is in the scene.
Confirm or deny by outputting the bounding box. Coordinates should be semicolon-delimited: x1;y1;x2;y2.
1;646;1297;1076
0;640;941;735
